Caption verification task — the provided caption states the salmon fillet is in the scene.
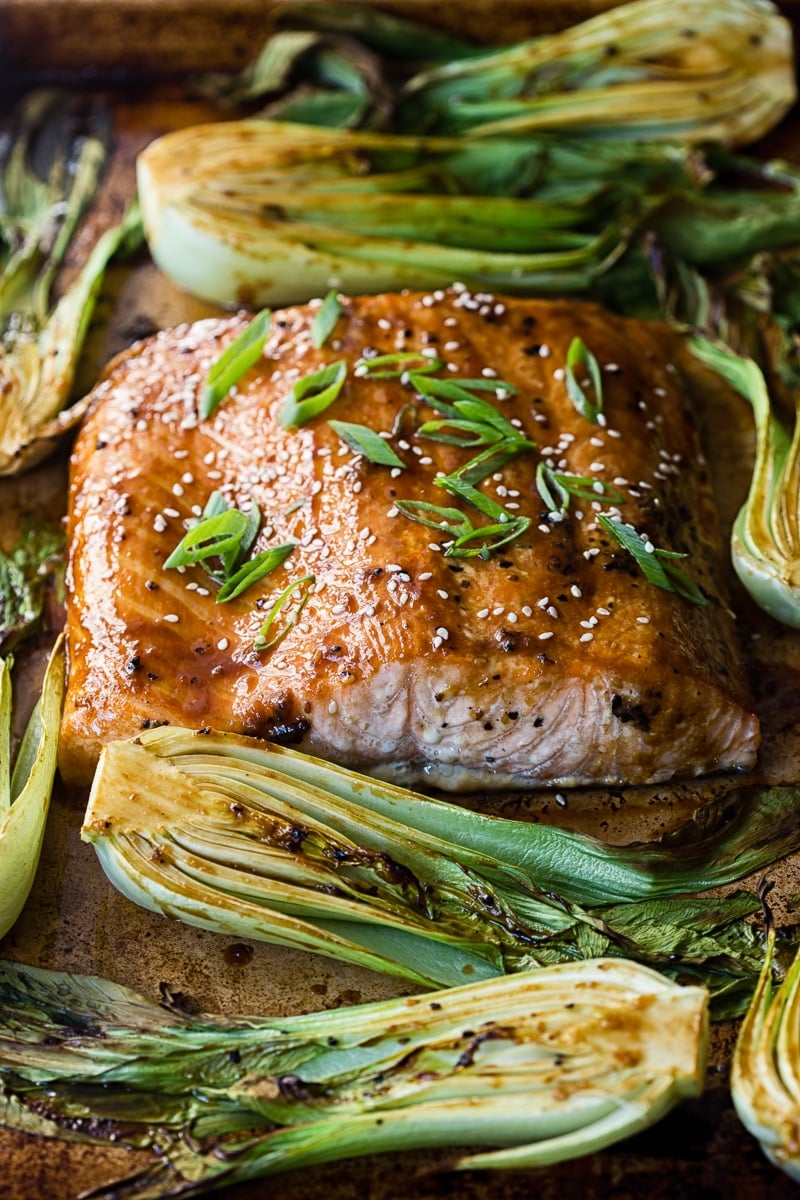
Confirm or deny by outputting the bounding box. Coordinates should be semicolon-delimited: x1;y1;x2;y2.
59;288;759;790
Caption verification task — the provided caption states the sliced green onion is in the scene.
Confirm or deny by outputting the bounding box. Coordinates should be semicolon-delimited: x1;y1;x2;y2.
597;515;707;605
279;360;347;428
565;336;604;423
162;509;250;573
356;351;442;379
410;373;519;412
216;544;296;603
310;289;343;348
536;461;624;513
200;308;272;419
328;419;405;467
393;499;473;537
254;574;315;650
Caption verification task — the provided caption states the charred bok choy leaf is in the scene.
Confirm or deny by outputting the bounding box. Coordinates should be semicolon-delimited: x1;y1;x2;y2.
0;520;65;654
0;635;65;939
0;956;708;1196
0;89;143;475
82;728;787;1018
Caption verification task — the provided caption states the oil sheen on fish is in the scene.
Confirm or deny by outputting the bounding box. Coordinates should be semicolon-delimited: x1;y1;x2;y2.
58;288;760;791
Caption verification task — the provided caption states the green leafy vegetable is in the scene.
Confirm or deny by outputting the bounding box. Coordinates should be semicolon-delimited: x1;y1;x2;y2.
81;728;778;1015
279;359;347;427
1;90;143;475
356;351;442;378
0;955;707;1196
328;419;405;467
0;635;65;939
597;515;708;605
0;520;65;654
199;308;272;418
216;545;296;602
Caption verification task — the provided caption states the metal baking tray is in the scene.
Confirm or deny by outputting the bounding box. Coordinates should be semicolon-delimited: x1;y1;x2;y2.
2;3;800;1196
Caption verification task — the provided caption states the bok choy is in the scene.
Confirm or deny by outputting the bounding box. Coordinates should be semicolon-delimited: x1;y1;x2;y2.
0;955;708;1196
0;634;65;940
0;89;142;475
732;926;800;1182
82;727;787;1018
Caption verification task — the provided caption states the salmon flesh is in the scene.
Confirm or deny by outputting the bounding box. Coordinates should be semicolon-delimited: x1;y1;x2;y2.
59;288;760;791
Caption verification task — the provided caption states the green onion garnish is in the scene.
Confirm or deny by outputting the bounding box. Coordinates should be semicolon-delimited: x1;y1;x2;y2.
279;360;347;428
356;352;442;379
310;289;342;349
200;309;272;419
328;420;406;468
216;544;296;603
162;508;250;575
597;515;707;605
565;336;603;424
254;574;316;650
536;461;624;513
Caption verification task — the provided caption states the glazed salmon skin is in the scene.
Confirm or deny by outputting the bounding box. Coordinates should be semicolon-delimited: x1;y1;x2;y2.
59;288;759;792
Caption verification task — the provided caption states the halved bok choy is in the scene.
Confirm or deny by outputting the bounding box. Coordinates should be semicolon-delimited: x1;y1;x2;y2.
0;634;65;940
0;90;143;475
688;334;800;626
82;727;787;1018
732;920;800;1183
0;955;709;1197
398;0;795;143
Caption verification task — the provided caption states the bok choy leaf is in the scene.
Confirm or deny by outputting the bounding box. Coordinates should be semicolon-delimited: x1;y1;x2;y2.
0;955;708;1196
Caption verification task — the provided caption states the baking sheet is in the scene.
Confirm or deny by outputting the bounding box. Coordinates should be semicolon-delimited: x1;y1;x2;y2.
3;3;800;1196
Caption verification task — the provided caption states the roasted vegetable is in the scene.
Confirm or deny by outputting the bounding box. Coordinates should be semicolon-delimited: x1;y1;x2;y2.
82;727;784;1017
0;520;66;654
398;0;795;143
0;955;708;1197
0;635;65;940
0;89;142;476
732;926;800;1181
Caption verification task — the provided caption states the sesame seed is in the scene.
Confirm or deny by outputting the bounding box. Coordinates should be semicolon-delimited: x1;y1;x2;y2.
597;606;610;616
547;605;558;619
481;367;498;378
555;793;567;807
437;589;449;600
164;506;180;519
153;514;167;533
477;608;490;618
432;636;443;649
579;632;593;643
637;616;650;624
570;584;582;597
492;606;505;616
164;613;180;623
521;605;532;617
537;523;551;534
328;699;338;714
507;612;518;623
217;637;229;651
435;626;449;639
196;587;210;597
538;631;554;640
419;572;433;581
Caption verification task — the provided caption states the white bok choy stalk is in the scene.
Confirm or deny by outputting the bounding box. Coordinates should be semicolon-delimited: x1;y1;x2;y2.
732;924;800;1182
0;90;142;476
0;955;709;1197
0;634;65;939
81;727;780;1018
